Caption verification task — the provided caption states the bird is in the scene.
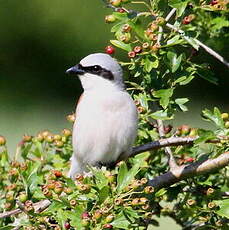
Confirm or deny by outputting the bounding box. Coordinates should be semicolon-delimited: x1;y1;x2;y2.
66;53;138;178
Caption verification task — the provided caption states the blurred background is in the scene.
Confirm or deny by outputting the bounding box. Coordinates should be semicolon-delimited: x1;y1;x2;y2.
0;0;228;229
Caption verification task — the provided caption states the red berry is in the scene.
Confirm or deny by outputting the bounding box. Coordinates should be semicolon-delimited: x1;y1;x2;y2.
53;170;62;177
185;157;195;163
64;222;71;229
81;212;90;219
182;17;190;25
105;45;115;55
134;46;142;53
210;0;218;5
117;8;125;13
128;51;136;58
103;224;113;229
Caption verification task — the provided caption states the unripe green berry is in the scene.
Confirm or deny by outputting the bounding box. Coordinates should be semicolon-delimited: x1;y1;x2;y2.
144;186;154;194
4;202;12;210
93;210;102;221
156;17;166;25
0;135;6;146
81;219;90;227
139;197;148;205
23;134;32;142
64;187;73;195
221;112;229;120
189;128;198;137
62;128;72;137
70;199;77;207
187;199;196;206
45;135;54;143
55;140;64;147
207;202;216;209
105;15;116;23
122;24;131;32
18;192;28;203
66;113;76;123
105;214;114;223
180;125;190;135
110;0;121;7
142;42;150;49
150;23;158;32
119;33;131;43
225;121;229;128
131;198;140;206
206;187;215;196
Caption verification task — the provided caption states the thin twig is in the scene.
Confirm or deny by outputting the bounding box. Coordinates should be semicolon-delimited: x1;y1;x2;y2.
166;23;229;68
131;136;225;157
0;199;51;219
156;120;178;170
165;8;177;21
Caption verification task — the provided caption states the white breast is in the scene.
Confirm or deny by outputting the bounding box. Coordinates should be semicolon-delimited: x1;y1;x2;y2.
72;89;138;167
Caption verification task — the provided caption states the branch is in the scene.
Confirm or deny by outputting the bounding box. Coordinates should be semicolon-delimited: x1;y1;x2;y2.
149;152;229;190
131;136;197;157
0;199;51;219
131;135;226;157
1;151;228;219
166;23;229;68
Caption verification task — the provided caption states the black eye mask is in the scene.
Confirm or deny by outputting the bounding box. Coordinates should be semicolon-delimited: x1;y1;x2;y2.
77;64;114;80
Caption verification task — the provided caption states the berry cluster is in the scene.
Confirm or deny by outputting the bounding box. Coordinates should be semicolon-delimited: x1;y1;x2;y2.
221;112;229;128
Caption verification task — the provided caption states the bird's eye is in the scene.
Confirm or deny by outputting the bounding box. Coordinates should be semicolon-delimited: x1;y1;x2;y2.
93;65;101;71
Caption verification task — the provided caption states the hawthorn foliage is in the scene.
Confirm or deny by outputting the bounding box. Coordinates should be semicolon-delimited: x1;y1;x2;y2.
0;0;229;229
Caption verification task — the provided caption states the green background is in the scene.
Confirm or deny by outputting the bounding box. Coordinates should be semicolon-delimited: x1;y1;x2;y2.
0;1;228;228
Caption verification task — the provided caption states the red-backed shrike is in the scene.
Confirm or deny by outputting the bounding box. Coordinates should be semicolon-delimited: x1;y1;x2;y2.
66;53;138;178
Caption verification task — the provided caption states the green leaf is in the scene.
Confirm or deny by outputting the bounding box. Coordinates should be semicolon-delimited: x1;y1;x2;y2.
151;109;174;120
144;56;159;72
169;0;188;17
210;17;229;31
113;12;128;21
184;37;199;50
0;226;14;230
111;22;124;33
165;35;183;47
21;143;32;159
111;212;130;229
215;199;229;218
91;168;109;189
202;108;224;128
179;75;195;85
167;51;182;73
129;19;145;40
175;98;189;112
153;88;174;109
117;162;141;193
117;162;128;192
155;188;167;197
110;40;132;52
28;172;43;194
45;200;64;213
98;186;110;204
194;130;216;144
0;150;9;167
196;66;218;84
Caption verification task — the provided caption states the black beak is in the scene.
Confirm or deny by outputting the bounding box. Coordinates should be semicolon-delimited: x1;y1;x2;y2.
66;64;85;75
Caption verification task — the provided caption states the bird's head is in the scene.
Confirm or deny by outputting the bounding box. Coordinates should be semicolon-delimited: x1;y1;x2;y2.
66;53;124;91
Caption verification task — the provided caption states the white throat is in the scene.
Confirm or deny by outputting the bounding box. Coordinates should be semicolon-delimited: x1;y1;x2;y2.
79;73;125;92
